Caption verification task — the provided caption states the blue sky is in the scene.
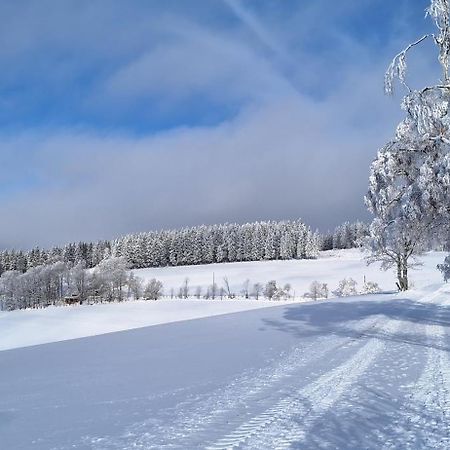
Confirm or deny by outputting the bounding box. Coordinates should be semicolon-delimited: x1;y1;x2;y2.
0;0;437;248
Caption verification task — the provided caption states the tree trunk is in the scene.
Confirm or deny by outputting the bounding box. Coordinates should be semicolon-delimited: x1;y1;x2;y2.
396;257;409;291
402;261;409;291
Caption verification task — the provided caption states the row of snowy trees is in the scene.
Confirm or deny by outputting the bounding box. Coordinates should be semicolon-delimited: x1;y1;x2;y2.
0;220;325;275
0;220;371;276
304;278;380;300
0;257;158;311
0;241;111;275
111;220;321;269
322;221;369;250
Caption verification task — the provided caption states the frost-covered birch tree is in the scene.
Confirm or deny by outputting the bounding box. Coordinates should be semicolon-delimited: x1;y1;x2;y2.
367;0;450;290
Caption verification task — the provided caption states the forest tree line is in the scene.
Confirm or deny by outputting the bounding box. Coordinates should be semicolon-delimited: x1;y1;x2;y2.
0;220;368;275
0;219;369;311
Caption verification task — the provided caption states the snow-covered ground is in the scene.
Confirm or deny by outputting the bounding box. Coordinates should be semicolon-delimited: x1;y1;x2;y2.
0;299;291;352
134;248;445;296
0;249;445;352
2;283;450;449
1;250;450;449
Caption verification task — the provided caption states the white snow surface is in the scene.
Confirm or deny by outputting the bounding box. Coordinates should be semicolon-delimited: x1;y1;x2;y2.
0;249;444;351
134;248;445;295
0;298;288;352
1;249;450;449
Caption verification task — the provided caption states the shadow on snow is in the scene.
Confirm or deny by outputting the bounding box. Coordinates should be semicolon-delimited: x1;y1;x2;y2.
262;294;450;353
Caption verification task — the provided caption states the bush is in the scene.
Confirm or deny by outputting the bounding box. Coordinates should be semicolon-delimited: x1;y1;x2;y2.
304;281;328;300
361;280;380;294
273;283;292;300
143;279;164;300
264;280;278;299
333;278;357;297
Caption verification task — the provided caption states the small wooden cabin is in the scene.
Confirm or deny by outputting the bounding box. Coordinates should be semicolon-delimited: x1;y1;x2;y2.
64;294;80;305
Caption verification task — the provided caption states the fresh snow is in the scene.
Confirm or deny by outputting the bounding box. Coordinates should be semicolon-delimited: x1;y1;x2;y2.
1;249;450;449
0;249;445;351
2;285;450;449
133;248;445;296
0;299;290;352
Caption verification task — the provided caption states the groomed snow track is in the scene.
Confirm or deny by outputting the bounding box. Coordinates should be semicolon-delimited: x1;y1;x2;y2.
1;286;450;449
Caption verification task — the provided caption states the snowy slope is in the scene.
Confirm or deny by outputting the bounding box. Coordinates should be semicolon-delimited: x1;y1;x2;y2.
0;299;290;351
1;285;450;449
133;248;445;296
0;249;445;351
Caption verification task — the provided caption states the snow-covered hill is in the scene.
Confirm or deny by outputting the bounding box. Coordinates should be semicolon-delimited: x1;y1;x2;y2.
0;299;290;351
0;249;445;351
2;283;450;449
133;248;446;295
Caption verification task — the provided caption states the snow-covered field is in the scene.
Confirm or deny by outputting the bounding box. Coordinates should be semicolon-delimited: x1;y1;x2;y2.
0;249;445;352
0;299;291;352
2;283;450;449
134;248;445;296
1;250;450;449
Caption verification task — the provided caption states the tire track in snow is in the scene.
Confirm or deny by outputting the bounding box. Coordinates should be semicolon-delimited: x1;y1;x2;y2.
411;323;450;448
86;315;384;449
384;288;450;449
206;317;401;450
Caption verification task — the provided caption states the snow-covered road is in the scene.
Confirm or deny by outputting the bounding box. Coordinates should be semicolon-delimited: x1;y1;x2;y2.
1;287;450;449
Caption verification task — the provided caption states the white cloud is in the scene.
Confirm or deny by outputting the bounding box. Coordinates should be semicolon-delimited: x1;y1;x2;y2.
103;20;296;110
0;0;440;249
0;76;400;249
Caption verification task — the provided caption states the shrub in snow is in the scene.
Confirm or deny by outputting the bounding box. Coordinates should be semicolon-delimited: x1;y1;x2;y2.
223;277;235;299
241;279;250;299
264;281;278;300
143;279;164;300
252;282;263;300
304;281;328;300
333;278;358;297
204;283;218;300
360;280;380;294
273;283;292;300
437;255;450;282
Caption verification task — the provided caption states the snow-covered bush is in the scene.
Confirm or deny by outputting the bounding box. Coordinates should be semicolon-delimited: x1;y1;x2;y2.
437;255;450;282
360;280;381;294
252;282;263;300
333;278;358;297
143;279;164;300
273;283;292;300
264;280;278;300
204;283;218;300
304;281;328;300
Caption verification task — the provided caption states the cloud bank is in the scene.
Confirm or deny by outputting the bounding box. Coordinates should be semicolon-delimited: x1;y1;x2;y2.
0;0;436;248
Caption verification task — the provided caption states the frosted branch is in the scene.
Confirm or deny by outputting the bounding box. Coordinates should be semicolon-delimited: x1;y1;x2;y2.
384;35;431;95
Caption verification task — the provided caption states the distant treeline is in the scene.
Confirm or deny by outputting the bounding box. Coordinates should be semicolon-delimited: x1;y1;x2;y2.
0;219;369;275
0;219;371;311
321;221;369;251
